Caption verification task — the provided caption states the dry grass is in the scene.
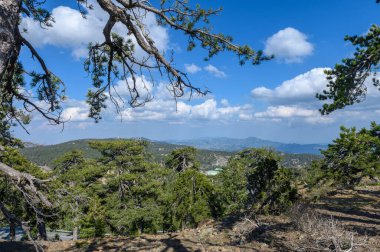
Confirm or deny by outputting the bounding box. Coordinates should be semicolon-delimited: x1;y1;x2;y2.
230;216;260;244
290;203;368;251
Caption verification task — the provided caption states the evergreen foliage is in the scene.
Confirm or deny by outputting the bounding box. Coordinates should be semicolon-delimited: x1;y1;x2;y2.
164;148;222;230
218;148;297;215
318;17;380;114
318;122;380;186
0;140;302;238
165;147;200;172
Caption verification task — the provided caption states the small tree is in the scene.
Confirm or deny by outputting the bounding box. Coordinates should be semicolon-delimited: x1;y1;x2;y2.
53;150;86;174
220;148;297;214
164;147;221;230
217;159;247;215
53;151;104;240
80;196;106;239
320;122;380;186
89;140;167;235
167;169;217;229
165;147;200;172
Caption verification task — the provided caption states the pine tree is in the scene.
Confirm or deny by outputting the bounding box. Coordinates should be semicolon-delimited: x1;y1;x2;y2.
164;147;221;230
219;148;297;214
89;140;168;234
320;122;380;186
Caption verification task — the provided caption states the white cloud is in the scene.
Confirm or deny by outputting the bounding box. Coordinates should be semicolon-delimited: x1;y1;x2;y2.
220;99;230;107
249;68;380;125
254;106;317;118
254;105;334;124
252;68;380;107
252;68;329;103
22;6;104;49
21;2;169;59
61;100;89;121
191;100;219;119
250;68;339;124
239;113;253;120
264;27;314;63
118;98;245;122
305;116;335;124
185;64;202;74
204;65;226;78
57;76;249;123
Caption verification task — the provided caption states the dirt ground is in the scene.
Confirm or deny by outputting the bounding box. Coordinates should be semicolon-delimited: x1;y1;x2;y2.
1;186;379;251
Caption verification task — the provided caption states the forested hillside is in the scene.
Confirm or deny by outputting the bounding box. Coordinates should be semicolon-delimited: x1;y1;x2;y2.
19;139;322;171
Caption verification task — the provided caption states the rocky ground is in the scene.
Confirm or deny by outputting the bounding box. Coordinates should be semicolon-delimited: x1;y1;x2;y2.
1;186;379;251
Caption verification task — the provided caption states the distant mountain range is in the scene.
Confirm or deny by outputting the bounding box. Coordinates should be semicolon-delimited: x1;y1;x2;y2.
20;137;323;171
168;137;326;155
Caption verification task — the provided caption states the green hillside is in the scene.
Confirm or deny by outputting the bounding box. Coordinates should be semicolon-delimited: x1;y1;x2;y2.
19;138;322;171
19;139;232;171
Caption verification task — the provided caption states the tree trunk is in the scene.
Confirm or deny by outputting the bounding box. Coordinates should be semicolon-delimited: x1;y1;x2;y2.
73;226;78;241
9;221;15;241
0;0;21;81
37;217;47;241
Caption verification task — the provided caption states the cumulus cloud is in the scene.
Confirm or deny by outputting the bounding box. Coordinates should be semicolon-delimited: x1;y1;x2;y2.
252;68;380;106
22;6;103;49
250;68;337;124
119;98;244;122
264;27;314;63
250;68;380;124
21;1;168;59
252;68;329;103
220;99;230;107
204;64;226;78
58;80;249;124
190;99;240;120
56;66;380;128
254;105;334;124
254;106;317;118
184;64;227;78
61;100;89;122
185;64;202;74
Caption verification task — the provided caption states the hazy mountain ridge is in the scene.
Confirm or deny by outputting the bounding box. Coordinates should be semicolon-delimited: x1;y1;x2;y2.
168;137;326;154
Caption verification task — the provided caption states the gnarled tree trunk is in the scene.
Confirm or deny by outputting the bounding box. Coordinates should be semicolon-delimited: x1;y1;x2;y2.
37;216;47;241
0;0;21;81
9;221;15;241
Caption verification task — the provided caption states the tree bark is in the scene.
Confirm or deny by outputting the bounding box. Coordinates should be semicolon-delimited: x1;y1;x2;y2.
9;221;15;241
37;217;47;241
73;226;78;241
0;0;21;81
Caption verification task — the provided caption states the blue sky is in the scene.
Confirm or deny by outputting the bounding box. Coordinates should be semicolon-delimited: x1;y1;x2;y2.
14;0;380;144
